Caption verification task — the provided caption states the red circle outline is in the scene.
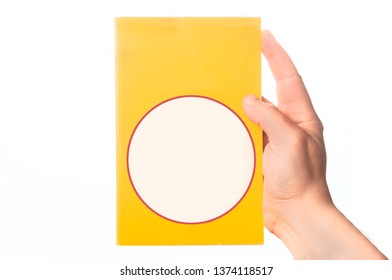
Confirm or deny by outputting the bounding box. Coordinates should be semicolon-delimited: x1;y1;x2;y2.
126;95;256;224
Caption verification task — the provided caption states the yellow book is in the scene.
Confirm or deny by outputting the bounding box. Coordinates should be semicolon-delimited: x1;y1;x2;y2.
116;17;262;245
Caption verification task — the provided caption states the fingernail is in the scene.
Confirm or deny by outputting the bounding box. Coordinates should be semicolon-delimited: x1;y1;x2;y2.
244;95;259;106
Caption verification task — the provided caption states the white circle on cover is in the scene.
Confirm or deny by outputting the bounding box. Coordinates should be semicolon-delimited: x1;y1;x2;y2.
128;96;255;224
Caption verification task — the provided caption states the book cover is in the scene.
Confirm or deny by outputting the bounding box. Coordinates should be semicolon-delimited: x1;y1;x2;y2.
116;17;262;245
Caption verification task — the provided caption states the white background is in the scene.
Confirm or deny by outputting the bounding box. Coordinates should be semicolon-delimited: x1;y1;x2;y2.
0;0;391;278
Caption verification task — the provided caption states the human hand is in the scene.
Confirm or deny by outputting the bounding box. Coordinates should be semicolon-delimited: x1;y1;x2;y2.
243;30;331;225
242;30;386;260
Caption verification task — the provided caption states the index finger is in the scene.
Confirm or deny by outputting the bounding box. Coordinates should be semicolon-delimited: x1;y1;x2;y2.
262;30;317;121
262;30;299;81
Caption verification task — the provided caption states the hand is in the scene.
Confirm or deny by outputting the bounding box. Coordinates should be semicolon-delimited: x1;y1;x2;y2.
242;30;387;260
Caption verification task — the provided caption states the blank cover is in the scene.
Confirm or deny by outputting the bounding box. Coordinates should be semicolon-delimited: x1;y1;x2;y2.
116;17;263;245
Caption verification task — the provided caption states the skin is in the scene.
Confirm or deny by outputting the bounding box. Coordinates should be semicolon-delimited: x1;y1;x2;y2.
242;30;387;260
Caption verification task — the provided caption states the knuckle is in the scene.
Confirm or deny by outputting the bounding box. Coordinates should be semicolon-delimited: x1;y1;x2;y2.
313;117;324;133
264;103;279;114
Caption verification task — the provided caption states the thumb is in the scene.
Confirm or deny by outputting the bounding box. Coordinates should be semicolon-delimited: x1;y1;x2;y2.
242;95;295;144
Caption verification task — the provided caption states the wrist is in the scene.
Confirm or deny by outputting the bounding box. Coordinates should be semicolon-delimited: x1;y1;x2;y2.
273;194;336;259
267;189;387;259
